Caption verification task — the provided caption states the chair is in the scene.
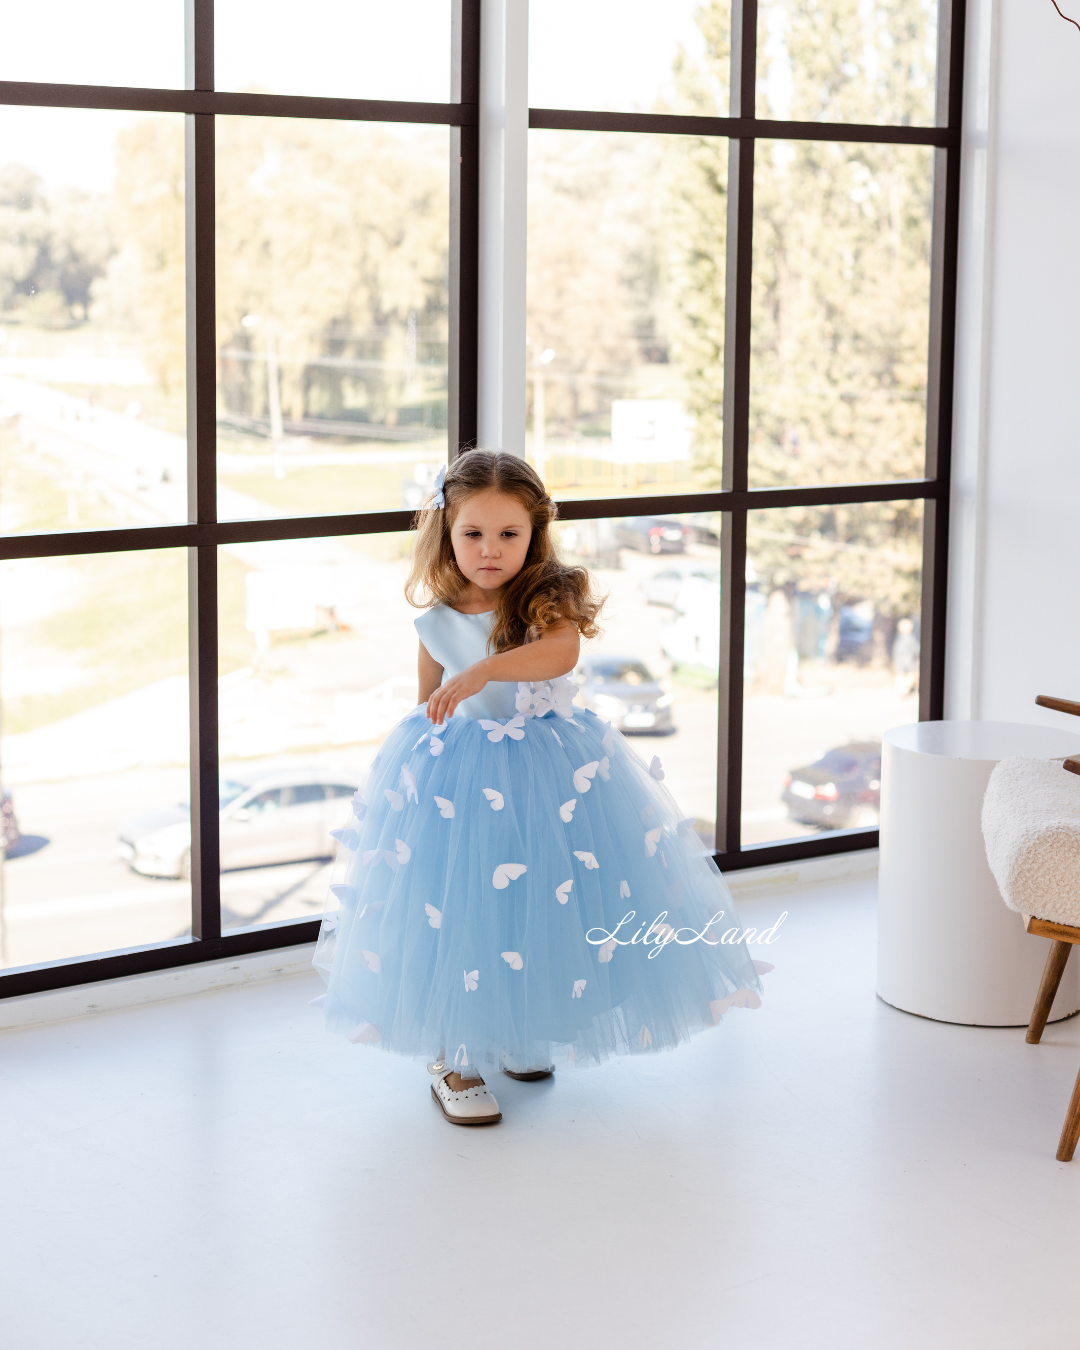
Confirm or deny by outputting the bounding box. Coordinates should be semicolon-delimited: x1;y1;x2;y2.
982;694;1080;1161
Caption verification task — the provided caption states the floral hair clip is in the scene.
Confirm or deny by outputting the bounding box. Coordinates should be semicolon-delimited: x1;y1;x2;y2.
431;464;446;509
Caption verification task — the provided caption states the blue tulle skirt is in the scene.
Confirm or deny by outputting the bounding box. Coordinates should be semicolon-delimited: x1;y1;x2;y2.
313;706;764;1069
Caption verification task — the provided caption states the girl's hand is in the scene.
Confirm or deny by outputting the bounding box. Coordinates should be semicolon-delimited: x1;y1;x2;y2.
426;661;491;726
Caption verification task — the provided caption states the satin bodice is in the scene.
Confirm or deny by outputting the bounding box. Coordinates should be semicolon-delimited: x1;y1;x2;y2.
414;605;521;720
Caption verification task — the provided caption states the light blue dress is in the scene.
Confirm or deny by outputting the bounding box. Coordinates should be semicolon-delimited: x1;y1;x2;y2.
313;604;763;1070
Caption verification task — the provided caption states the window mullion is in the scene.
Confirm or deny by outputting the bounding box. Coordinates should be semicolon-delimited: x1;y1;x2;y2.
714;0;756;860
185;0;221;941
449;0;481;459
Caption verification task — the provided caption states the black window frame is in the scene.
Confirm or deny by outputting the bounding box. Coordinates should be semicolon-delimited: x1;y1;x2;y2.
0;0;964;998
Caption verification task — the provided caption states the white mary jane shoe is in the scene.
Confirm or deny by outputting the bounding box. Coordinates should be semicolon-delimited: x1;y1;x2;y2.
500;1052;555;1082
430;1068;502;1126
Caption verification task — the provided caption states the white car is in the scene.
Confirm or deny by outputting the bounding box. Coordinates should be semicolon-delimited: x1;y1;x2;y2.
640;564;720;609
118;768;362;879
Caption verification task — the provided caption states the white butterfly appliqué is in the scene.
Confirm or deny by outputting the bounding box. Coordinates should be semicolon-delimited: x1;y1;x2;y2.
330;827;360;850
329;883;351;904
558;799;577;823
648;756;665;781
501;951;523;970
347;1022;382;1045
598;938;617;963
482;788;505;811
677;818;696;837
322;913;340;933
429;736;444;757
602;727;615;756
492;862;527;889
351;791;368;820
400;764;418;803
753;960;775;974
644;827;663;857
572;979;586;998
362;838;411;869
434;796;455;819
639;1025;653;1049
360;950;381;973
464;969;479;992
573;760;600;793
479;715;526;743
573;850;599;870
550;726;563;747
424;903;442;929
384;788;404;811
555;879;573;904
597;756;611;782
619;880;631;898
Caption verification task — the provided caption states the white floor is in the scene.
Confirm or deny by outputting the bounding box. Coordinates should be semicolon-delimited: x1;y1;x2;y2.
5;873;1080;1350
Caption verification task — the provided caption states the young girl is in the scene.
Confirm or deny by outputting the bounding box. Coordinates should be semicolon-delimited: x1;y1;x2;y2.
313;450;764;1125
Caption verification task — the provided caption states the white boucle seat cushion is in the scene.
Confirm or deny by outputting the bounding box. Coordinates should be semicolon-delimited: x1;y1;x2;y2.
982;756;1080;926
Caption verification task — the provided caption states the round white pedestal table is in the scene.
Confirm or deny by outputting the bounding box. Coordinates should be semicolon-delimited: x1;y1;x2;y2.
878;720;1080;1026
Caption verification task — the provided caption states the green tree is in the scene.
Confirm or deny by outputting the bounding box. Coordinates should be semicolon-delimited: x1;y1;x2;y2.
0;163;111;324
666;0;935;655
95;116;186;393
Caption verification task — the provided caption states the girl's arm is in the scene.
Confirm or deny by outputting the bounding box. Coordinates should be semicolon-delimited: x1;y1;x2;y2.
418;640;445;705
425;620;580;726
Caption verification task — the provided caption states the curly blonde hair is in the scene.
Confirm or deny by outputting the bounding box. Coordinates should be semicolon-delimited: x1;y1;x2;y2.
405;449;602;652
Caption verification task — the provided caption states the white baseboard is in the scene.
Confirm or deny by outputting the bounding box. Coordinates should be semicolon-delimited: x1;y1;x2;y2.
0;943;318;1034
1;848;878;1034
723;847;879;896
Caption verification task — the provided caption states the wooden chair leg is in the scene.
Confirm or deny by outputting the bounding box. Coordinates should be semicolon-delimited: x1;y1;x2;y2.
1027;940;1073;1044
1057;1063;1080;1162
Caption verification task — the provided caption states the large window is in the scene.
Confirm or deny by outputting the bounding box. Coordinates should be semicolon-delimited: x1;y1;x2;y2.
0;0;962;996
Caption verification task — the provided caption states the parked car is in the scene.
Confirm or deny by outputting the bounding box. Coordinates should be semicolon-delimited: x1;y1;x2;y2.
118;767;362;879
572;655;674;733
640;563;720;609
615;516;690;555
782;743;881;830
1;788;20;853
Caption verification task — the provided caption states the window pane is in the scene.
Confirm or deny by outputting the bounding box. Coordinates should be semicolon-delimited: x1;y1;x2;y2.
215;118;449;521
0;107;187;533
0;549;190;969
216;0;451;103
749;141;932;488
741;499;922;847
217;531;422;931
527;129;726;503
529;0;729;116
555;513;719;850
0;0;184;88
757;0;939;126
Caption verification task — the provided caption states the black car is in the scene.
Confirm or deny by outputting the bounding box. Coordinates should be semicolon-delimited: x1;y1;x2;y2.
782;742;881;829
614;516;690;555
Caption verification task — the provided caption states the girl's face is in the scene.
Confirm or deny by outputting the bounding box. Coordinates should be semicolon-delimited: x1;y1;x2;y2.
449;488;533;593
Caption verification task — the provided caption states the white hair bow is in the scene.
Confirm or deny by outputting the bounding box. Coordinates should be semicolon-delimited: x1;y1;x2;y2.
431;463;446;509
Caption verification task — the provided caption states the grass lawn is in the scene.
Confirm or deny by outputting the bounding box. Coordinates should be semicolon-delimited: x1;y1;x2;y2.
218;462;420;516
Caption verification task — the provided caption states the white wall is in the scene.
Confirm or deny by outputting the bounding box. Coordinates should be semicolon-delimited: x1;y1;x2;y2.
947;0;1080;729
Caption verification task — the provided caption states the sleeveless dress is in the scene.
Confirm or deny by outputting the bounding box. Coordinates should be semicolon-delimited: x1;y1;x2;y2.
313;604;765;1070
